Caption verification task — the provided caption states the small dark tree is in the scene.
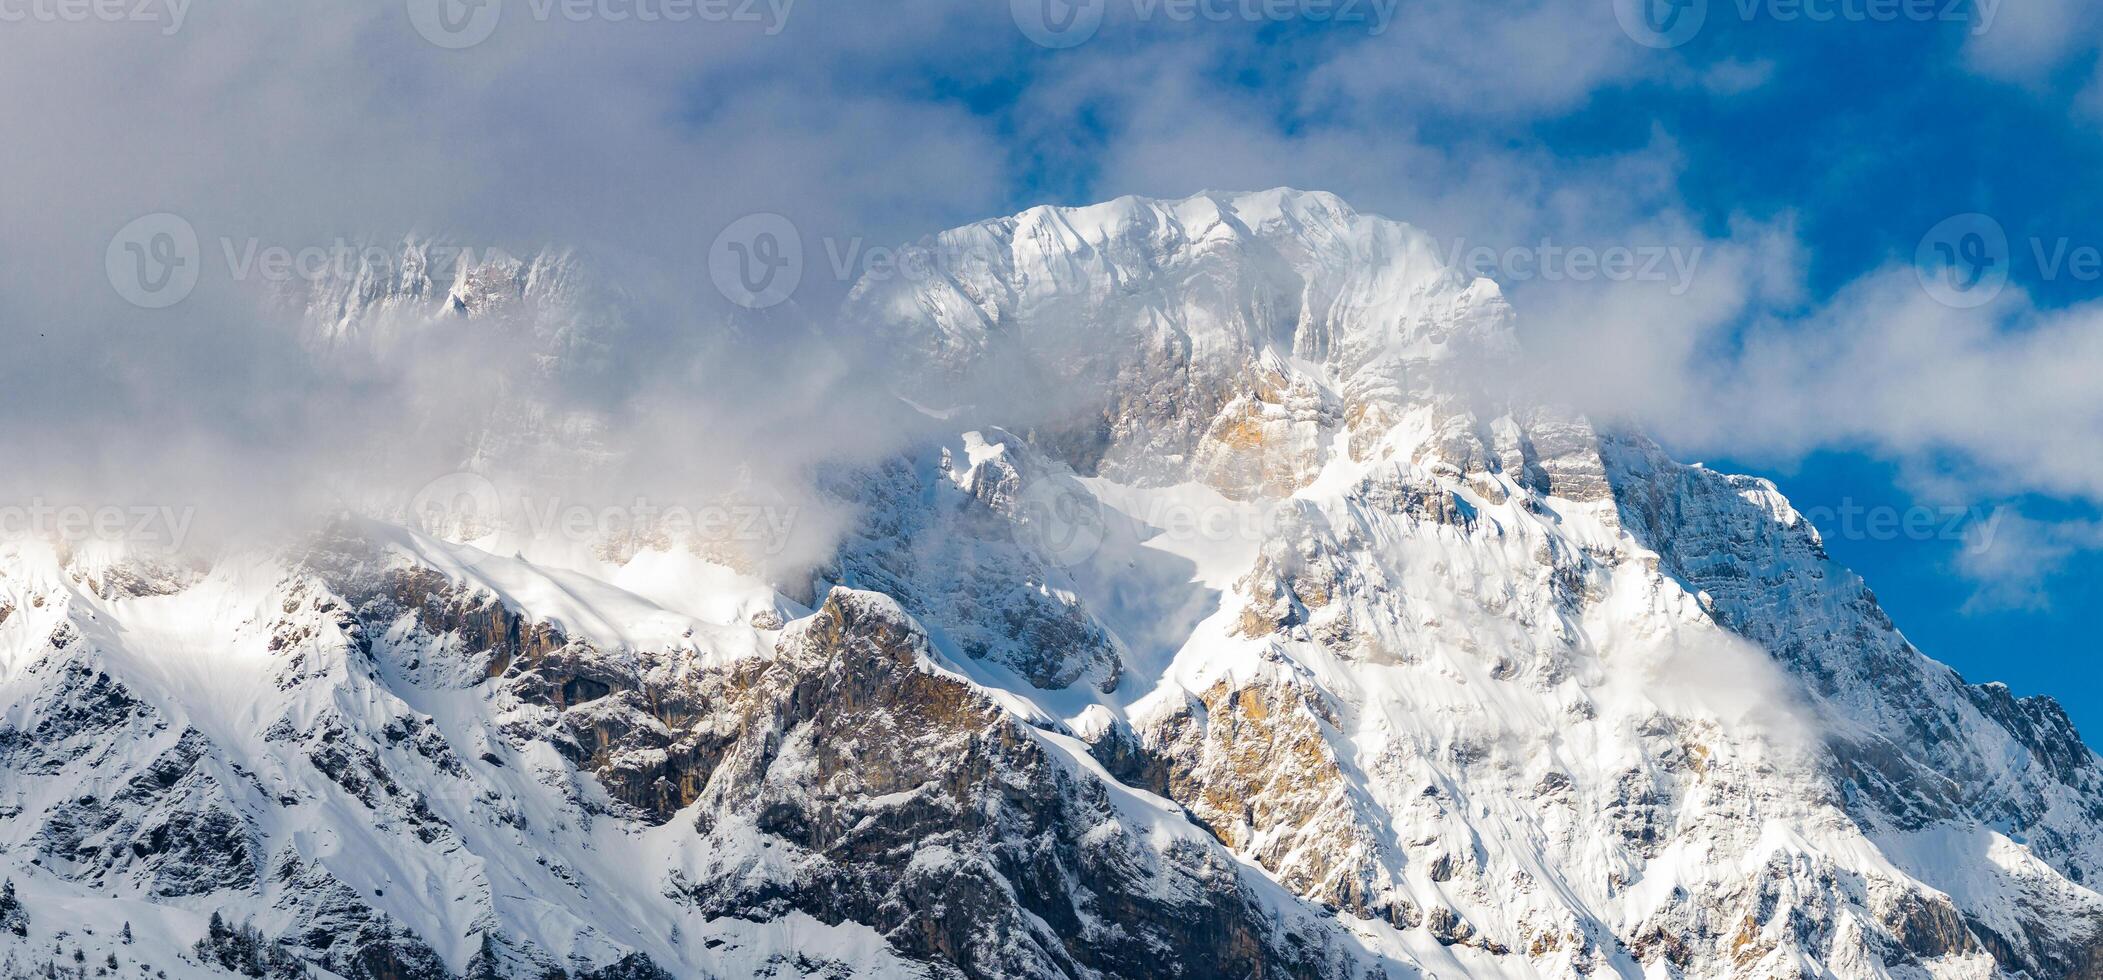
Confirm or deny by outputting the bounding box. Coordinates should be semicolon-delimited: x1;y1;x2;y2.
193;916;307;979
0;880;26;937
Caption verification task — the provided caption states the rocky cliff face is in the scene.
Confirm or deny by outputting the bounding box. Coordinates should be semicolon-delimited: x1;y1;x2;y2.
3;191;2100;980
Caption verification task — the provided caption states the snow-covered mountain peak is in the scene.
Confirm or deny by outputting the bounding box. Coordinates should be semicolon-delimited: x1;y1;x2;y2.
845;189;1519;497
854;187;1509;376
5;192;2102;980
287;238;626;382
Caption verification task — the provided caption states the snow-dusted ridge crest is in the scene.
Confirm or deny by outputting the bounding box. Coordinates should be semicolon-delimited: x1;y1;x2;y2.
4;190;2102;980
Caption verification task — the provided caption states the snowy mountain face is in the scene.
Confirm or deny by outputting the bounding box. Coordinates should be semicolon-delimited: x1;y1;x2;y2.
4;190;2102;980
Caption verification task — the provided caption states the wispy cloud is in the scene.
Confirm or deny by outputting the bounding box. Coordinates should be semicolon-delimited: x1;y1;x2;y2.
2;0;2100;590
1958;513;2103;611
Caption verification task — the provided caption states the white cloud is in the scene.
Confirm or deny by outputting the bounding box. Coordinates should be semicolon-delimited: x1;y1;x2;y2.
1302;0;1647;118
1962;0;2096;84
1958;513;2103;611
2;0;2099;591
0;1;1020;557
1528;258;2103;500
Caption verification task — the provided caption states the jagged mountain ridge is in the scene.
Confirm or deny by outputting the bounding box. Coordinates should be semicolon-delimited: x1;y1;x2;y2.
2;190;2100;980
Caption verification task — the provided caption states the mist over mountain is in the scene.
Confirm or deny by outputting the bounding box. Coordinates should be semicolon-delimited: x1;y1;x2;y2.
3;190;2099;979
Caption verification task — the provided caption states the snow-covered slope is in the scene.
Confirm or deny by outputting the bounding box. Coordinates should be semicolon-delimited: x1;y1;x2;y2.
3;191;2100;980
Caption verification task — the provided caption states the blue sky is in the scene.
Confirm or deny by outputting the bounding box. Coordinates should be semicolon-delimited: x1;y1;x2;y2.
1481;6;2103;727
979;0;2103;732
1;1;2098;729
943;1;2103;727
1545;4;2103;731
1656;14;2103;732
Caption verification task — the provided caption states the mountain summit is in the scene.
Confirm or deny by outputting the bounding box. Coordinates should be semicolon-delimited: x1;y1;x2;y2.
3;192;2098;979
